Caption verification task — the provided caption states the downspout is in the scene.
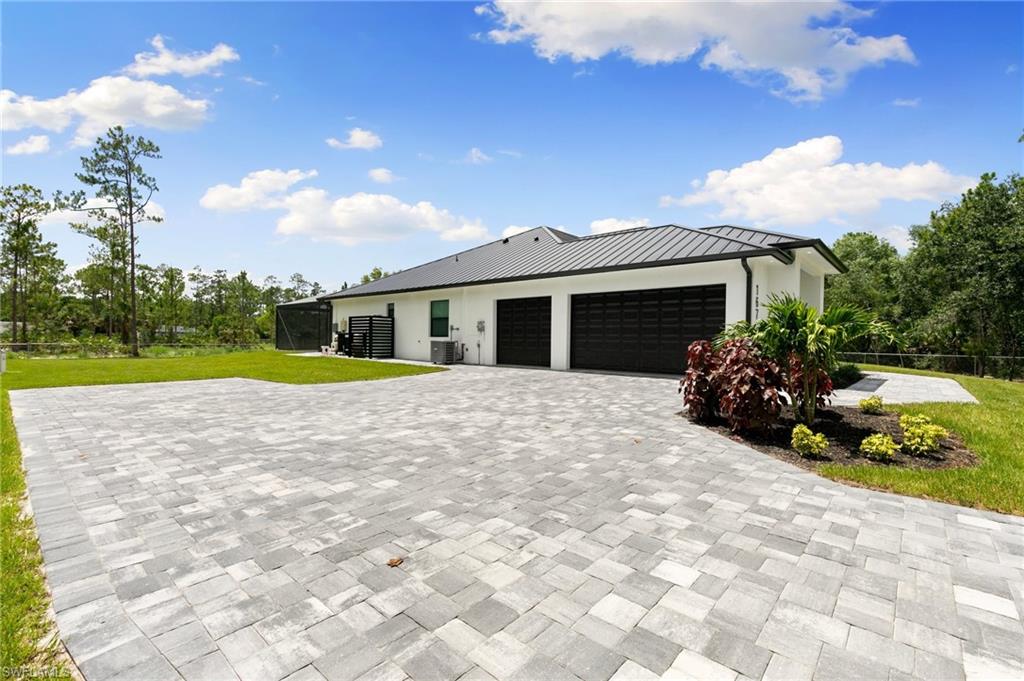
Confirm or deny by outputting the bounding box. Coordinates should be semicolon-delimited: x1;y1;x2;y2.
740;258;752;323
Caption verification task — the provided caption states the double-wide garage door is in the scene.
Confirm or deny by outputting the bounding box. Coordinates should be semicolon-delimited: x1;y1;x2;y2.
570;284;726;374
495;284;726;373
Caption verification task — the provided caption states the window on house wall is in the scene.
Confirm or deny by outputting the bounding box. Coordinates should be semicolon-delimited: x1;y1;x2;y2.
430;300;449;337
387;303;394;318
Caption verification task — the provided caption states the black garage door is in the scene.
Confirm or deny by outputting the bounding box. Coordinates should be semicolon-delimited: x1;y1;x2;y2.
497;296;551;367
570;284;726;374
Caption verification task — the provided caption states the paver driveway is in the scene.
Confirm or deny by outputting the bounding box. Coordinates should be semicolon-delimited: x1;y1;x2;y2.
11;367;1024;681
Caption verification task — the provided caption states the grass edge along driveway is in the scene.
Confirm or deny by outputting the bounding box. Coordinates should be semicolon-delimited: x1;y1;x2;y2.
821;364;1024;516
0;351;442;673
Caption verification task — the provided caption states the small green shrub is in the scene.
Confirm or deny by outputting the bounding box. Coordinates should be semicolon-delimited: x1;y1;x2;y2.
899;413;931;430
859;395;884;414
899;413;948;455
860;433;899;461
791;424;829;457
832;363;863;388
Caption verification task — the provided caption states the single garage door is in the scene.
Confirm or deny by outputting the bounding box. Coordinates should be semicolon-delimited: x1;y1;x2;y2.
570;284;726;374
497;296;551;367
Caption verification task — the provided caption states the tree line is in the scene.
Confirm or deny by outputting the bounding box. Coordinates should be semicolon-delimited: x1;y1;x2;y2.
825;172;1023;376
1;127;330;351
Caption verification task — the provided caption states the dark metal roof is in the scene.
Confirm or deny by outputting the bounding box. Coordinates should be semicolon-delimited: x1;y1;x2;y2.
321;224;844;300
699;225;803;245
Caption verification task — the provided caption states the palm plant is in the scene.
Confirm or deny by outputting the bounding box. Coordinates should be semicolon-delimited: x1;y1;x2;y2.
719;295;897;423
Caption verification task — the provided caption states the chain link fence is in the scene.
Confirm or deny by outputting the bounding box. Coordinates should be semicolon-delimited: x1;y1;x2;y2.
841;352;1021;380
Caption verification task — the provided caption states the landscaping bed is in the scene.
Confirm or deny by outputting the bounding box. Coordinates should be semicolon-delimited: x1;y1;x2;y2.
688;405;977;473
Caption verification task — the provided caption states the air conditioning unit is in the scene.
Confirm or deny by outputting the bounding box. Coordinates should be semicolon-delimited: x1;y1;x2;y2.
430;340;456;365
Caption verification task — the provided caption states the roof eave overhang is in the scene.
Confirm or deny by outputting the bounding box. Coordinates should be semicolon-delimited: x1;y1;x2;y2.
319;247;793;301
780;239;847;273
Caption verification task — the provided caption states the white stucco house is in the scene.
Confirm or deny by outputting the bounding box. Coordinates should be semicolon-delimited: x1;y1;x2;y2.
319;225;844;374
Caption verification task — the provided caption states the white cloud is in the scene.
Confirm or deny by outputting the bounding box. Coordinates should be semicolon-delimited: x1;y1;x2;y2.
1;76;210;146
876;225;912;253
502;225;533;237
240;75;267;86
124;35;239;78
326;127;382;150
202;169;487;245
892;97;920;107
276;191;488;245
464;147;493;164
368;167;399;184
663;136;973;226
476;1;915;102
497;149;522;158
5;134;50;155
200;169;318;212
590;217;650;234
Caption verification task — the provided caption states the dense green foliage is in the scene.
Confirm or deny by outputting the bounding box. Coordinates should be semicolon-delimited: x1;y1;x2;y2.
826;173;1024;375
826;232;902;326
830;362;863;388
0;186;64;346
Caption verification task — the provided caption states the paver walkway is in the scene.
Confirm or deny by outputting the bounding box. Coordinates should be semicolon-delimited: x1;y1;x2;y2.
831;371;977;407
11;368;1023;681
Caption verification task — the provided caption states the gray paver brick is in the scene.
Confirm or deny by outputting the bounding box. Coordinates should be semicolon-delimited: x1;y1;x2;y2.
77;636;160;681
555;633;624;681
614;627;681;674
703;629;774;679
458;597;518;636
313;636;384;681
402;641;472;681
180;650;240;681
11;368;1022;681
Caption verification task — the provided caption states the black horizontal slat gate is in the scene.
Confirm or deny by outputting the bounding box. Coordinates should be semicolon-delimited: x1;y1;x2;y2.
347;315;395;359
570;284;726;374
496;296;551;367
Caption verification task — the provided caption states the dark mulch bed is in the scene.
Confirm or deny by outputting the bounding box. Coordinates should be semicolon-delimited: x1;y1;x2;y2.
689;405;977;472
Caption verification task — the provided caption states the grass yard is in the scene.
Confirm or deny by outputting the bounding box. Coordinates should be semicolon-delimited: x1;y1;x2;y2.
0;350;442;672
821;364;1024;515
3;350;442;391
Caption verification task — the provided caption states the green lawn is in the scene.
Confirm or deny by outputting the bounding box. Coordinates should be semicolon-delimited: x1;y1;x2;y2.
0;351;441;672
821;364;1024;516
2;350;442;391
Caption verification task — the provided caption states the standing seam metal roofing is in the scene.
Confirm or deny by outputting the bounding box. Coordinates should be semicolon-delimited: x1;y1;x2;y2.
321;224;842;300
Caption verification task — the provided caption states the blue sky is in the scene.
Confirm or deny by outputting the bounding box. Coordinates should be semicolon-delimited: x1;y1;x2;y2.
3;1;1021;291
